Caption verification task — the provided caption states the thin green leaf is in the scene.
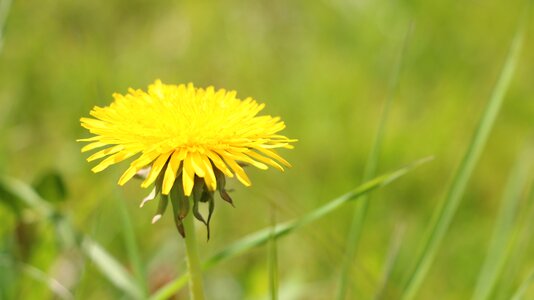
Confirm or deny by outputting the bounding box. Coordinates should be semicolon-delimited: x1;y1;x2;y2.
150;274;189;300
269;209;279;300
495;176;534;299
511;269;534;300
0;0;12;52
0;176;143;299
80;237;144;299
117;194;149;296
374;224;405;300
0;256;73;300
472;149;533;300
150;156;433;300
337;20;413;300
401;11;527;300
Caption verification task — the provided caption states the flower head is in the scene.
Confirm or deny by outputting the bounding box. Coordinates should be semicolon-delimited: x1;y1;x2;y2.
79;80;295;237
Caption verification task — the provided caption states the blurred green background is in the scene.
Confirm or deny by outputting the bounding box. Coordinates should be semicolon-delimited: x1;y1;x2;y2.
1;0;533;299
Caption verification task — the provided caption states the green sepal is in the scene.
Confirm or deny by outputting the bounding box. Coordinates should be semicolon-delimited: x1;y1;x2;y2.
192;178;207;226
206;193;215;240
169;180;186;237
152;193;169;224
215;169;234;206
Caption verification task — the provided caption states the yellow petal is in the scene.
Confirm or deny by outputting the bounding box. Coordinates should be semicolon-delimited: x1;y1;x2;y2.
118;165;138;186
87;145;124;162
118;151;159;185
91;151;137;173
141;151;173;188
77;136;100;142
256;147;291;167
246;150;284;172
200;154;217;191
222;156;251;187
81;142;107;152
205;150;234;178
161;149;186;195
80;118;107;129
190;152;206;177
182;154;195;196
225;149;268;170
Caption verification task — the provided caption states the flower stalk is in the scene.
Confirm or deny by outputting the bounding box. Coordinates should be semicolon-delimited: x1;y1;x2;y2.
183;196;206;300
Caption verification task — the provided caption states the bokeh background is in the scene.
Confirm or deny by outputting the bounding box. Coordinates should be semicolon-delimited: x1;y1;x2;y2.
1;0;533;299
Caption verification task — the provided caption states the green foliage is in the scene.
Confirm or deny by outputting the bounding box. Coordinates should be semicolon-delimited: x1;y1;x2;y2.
33;171;67;203
401;11;528;299
0;0;533;299
0;176;144;299
150;157;431;300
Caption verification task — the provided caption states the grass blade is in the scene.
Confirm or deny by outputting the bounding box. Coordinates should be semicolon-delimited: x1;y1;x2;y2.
0;256;74;300
0;176;144;299
80;237;144;299
149;156;433;300
117;194;149;296
472;149;533;300
337;21;413;300
205;156;432;269
0;0;12;52
401;12;527;300
495;176;534;299
269;209;279;300
374;224;406;300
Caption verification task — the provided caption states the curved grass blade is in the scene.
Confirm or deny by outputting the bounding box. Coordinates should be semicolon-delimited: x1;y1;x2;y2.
80;237;144;299
472;149;532;300
149;156;433;300
0;176;144;299
401;12;527;300
117;194;149;297
0;256;73;300
337;20;413;300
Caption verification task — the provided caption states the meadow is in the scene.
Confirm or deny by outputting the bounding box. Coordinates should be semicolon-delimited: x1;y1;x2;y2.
0;0;533;299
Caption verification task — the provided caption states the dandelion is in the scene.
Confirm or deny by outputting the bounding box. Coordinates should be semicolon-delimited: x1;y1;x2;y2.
79;80;295;299
78;80;295;237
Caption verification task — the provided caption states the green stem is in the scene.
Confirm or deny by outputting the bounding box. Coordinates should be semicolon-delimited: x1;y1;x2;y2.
183;198;206;300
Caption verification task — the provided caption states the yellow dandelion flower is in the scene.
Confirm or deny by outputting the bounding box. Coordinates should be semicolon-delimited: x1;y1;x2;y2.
79;80;295;237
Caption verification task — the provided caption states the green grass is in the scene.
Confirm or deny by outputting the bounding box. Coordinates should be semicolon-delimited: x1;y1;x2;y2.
401;11;528;299
1;0;533;299
337;20;413;300
472;147;532;300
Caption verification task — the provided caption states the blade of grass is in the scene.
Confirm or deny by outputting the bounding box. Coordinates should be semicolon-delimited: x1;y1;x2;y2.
0;0;12;52
401;12;527;300
511;268;534;300
0;176;144;299
337;20;413;300
495;176;534;299
80;237;143;299
374;224;406;300
117;194;149;297
472;149;533;300
269;208;279;300
0;256;74;300
149;156;433;300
